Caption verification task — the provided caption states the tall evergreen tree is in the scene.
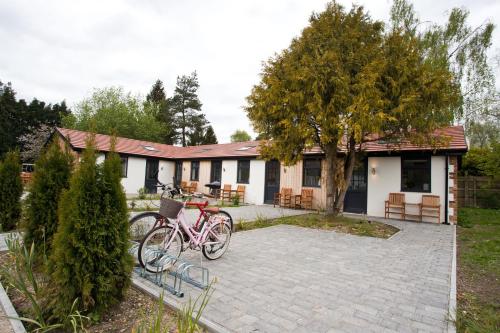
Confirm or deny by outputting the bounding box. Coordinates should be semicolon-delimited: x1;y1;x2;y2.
24;141;73;254
145;80;176;144
49;135;132;320
204;125;218;144
0;151;23;231
168;72;205;146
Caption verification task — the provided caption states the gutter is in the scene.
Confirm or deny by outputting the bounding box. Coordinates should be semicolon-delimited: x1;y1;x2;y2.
444;154;449;225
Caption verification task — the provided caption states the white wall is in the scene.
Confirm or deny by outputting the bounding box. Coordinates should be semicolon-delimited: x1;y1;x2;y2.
220;159;266;205
121;157;146;195
367;156;446;222
158;160;175;185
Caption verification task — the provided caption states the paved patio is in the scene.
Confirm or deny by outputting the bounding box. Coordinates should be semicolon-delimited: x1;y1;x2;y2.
135;218;455;333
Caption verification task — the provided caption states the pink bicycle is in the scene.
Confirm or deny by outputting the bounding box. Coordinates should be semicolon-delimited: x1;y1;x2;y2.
138;198;232;273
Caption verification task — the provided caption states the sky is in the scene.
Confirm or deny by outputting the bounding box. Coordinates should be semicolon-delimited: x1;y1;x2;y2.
1;0;499;143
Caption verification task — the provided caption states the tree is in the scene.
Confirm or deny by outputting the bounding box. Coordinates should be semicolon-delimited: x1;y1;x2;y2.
67;87;165;143
145;80;176;144
390;0;495;131
0;81;69;158
467;121;499;148
204;125;218;144
0;151;23;231
246;2;458;214
24;141;73;254
168;72;205;146
49;135;132;319
230;130;251;142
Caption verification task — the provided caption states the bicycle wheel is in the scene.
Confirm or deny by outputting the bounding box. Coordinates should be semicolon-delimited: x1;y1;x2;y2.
204;210;234;232
129;212;162;242
202;221;231;260
138;226;183;273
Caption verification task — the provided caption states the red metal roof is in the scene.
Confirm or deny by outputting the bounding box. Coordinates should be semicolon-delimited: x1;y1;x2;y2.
56;125;467;160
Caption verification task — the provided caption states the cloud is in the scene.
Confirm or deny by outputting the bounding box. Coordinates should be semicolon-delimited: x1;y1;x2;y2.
1;0;498;142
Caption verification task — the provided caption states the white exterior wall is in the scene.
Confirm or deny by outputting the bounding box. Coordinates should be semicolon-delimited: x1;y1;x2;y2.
158;160;175;185
121;157;146;195
367;156;446;222
220;159;266;205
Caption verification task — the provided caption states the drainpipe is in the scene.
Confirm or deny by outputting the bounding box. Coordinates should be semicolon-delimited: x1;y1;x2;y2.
444;154;449;225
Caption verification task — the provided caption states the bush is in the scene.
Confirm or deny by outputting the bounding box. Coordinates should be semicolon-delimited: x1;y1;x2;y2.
49;135;132;321
138;187;147;199
231;193;240;206
0;151;23;231
24;142;73;254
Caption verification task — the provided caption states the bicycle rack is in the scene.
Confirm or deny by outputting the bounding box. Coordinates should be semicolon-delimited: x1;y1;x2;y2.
131;244;209;298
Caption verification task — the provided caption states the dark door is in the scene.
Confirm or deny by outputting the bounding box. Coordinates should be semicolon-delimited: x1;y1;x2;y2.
344;158;367;214
211;160;222;182
174;161;182;186
264;160;280;204
145;158;159;193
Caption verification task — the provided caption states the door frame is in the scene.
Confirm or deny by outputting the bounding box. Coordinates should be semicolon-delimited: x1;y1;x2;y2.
343;157;368;214
174;160;183;186
144;158;160;194
210;160;222;183
264;160;281;204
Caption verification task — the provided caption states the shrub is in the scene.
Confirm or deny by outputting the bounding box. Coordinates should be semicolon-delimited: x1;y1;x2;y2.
231;194;240;206
138;187;147;199
49;135;133;321
24;142;73;254
0;151;23;231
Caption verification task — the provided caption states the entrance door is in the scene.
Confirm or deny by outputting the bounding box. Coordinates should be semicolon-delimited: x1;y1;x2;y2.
145;158;159;194
174;161;183;186
211;160;222;182
264;160;280;204
344;158;367;214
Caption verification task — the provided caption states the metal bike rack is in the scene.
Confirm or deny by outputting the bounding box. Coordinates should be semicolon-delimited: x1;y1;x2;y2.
131;244;209;298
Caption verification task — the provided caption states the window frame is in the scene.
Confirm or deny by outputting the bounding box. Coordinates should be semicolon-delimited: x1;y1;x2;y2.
237;160;250;184
120;156;128;178
400;154;432;193
302;157;322;188
190;161;200;181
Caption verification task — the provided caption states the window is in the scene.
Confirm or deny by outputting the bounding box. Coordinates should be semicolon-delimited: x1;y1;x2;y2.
237;160;250;184
211;160;222;182
120;156;128;178
303;158;321;187
401;155;431;192
190;161;200;181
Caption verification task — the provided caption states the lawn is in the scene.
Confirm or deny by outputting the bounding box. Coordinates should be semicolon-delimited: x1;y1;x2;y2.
235;213;399;239
456;208;500;333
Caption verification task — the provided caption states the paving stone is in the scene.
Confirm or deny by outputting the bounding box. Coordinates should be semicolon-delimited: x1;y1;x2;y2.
134;213;454;333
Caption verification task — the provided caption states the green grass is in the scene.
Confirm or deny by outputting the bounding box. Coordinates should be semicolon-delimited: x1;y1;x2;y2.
456;208;500;333
235;213;399;239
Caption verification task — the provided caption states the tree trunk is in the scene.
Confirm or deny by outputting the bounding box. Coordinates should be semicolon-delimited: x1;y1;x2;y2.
334;136;356;213
324;143;338;215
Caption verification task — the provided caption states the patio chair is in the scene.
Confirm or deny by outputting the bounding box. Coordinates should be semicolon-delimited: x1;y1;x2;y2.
419;195;440;223
180;181;188;192
274;187;293;208
221;184;232;203
187;182;198;194
384;193;405;219
294;188;313;210
236;185;245;203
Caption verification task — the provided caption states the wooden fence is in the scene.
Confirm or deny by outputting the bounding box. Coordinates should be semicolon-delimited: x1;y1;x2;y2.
457;176;500;209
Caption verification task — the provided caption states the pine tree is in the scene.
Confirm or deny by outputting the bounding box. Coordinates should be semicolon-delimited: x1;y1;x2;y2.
49;135;132;320
204;125;218;144
168;72;205;146
0;151;23;231
145;80;176;144
24;141;73;254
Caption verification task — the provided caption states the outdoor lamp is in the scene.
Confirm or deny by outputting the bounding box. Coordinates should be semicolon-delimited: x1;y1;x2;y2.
371;167;376;175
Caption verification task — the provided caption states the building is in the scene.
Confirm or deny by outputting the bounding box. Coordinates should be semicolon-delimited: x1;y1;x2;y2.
54;126;467;224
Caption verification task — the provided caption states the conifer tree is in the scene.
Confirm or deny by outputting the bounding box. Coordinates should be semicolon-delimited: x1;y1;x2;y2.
49;135;132;320
204;125;218;144
24;141;73;254
0;151;23;231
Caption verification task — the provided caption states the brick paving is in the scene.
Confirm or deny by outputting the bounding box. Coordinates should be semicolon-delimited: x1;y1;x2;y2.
136;218;454;333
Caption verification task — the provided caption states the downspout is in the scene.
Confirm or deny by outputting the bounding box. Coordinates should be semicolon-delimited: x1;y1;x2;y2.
444;154;449;225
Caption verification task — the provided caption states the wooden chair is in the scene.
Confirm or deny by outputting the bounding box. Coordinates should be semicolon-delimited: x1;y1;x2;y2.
273;188;293;208
221;184;232;203
236;185;245;203
294;188;313;210
420;195;440;223
181;181;188;192
187;182;197;194
385;193;405;219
